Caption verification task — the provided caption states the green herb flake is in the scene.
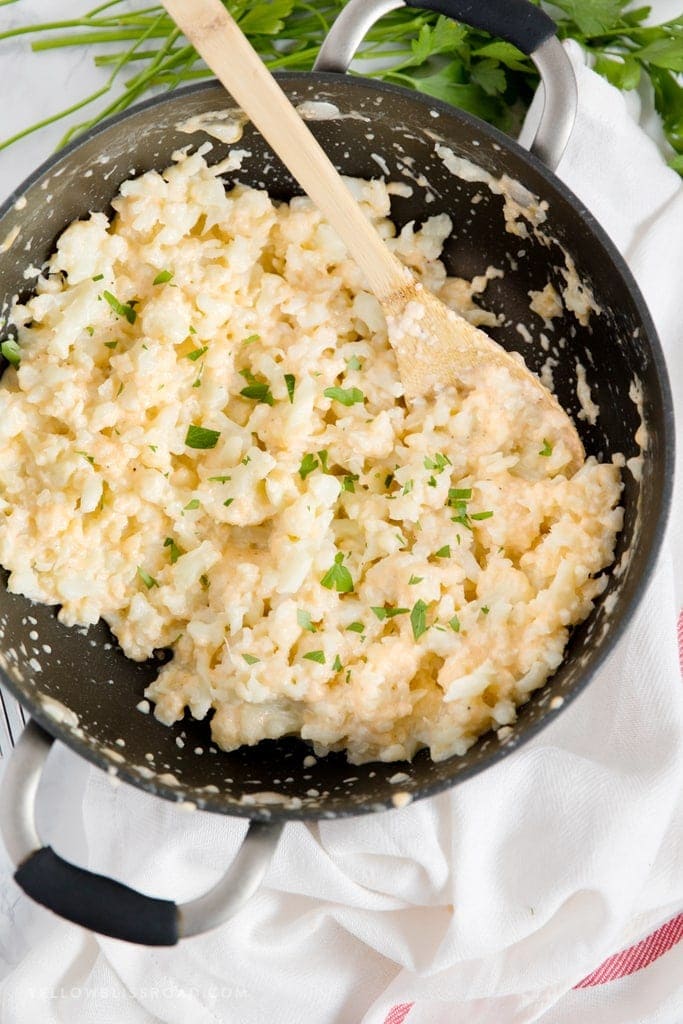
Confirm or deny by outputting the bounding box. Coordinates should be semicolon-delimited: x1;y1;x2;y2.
402;480;414;495
321;552;354;594
1;339;21;366
317;449;330;473
186;346;208;361
163;537;183;564
183;499;200;511
297;609;317;633
104;340;118;350
384;473;394;488
153;269;173;285
137;566;158;589
299;453;318;480
192;378;202;388
481;606;490;615
333;654;343;672
449;615;461;633
371;606;410;621
75;450;94;465
323;385;365;407
185;424;221;450
471;510;494;521
241;455;251;465
85;326;95;337
347;622;364;633
223;498;234;508
92;273;104;282
103;290;136;325
448;488;472;504
242;334;260;346
346;355;362;371
240;381;274;406
410;599;428;640
242;653;260;665
342;474;359;493
148;444;158;453
303;650;325;664
539;439;553;457
208;475;231;483
284;373;296;403
424;453;451;473
189;325;197;335
408;575;423;585
434;545;451;558
427;476;437;488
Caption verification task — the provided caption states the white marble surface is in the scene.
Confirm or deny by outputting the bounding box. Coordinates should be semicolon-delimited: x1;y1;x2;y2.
0;0;681;995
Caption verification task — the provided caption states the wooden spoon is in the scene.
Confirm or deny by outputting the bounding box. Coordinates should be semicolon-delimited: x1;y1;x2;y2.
160;0;584;472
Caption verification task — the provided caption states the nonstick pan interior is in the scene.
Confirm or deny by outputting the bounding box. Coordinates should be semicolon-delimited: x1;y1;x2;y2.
0;76;673;820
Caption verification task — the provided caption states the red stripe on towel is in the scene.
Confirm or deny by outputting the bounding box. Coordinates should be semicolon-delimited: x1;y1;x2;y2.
574;912;683;988
382;1003;414;1024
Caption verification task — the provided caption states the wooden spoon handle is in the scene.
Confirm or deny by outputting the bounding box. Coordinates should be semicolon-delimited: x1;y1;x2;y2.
160;0;410;300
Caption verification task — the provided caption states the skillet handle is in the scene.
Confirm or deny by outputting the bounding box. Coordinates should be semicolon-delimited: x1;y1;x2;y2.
314;0;577;171
0;720;283;945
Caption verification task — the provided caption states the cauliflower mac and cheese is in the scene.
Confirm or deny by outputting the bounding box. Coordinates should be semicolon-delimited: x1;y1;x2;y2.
0;150;623;763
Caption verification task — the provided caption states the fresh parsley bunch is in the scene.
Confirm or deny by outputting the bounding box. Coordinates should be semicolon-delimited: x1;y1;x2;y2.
1;0;682;172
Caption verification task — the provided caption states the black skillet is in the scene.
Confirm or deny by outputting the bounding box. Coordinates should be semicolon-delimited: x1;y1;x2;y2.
0;0;674;945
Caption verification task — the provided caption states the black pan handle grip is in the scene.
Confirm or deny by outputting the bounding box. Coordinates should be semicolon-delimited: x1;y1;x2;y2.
15;846;178;945
407;0;555;55
0;719;283;945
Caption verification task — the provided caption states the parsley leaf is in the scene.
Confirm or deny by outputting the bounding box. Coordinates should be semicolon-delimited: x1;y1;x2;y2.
321;552;354;594
449;615;461;633
297;609;317;633
324;385;365;407
242;653;260;665
303;650;325;664
410;599;428;640
371;606;410;621
164;537;183;564
284;373;296;403
137;566;158;589
240;381;274;406
103;290;136;325
347;622;364;633
408;575;423;585
153;269;173;285
333;654;343;672
539;439;553;457
342;474;359;493
185;424;220;450
186;346;208;361
434;545;450;558
471;511;494;521
299;453;318;480
424;453;451;473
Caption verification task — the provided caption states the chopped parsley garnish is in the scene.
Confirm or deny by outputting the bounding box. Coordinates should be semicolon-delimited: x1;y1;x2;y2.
317;449;330;473
75;451;94;465
449;615;460;632
481;606;490;615
448;488;472;504
185;424;220;450
242;653;260;665
424;453;451;473
199;574;209;590
208;475;231;483
408;574;423;585
471;510;494;521
402;480;414;495
137;567;158;589
346;355;362;371
384;473;394;488
183;499;200;511
153;269;173;285
148;445;157;453
539;439;553;457
371;606;409;621
304;650;325;664
324;385;365;407
92;273;104;282
189;325;197;335
186;346;208;361
164;537;183;563
342;474;359;493
85;326;94;337
333;654;343;672
299;453;318;480
1;339;21;366
427;476;437;488
103;290;136;325
321;552;354;594
347;622;364;633
410;599;428;640
297;609;317;633
223;498;234;508
242;455;251;465
434;545;451;558
104;340;118;350
242;334;260;346
284;373;296;403
239;375;274;405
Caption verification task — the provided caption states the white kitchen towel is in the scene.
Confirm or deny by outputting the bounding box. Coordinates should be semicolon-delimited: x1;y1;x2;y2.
1;39;682;1024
